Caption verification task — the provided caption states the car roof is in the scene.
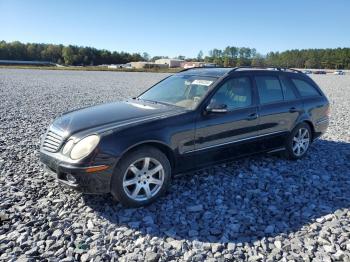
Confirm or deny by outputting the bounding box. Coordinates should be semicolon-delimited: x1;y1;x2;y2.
178;67;303;77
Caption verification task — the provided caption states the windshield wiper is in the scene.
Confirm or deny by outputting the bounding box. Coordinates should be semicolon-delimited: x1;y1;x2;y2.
136;98;158;104
138;98;181;108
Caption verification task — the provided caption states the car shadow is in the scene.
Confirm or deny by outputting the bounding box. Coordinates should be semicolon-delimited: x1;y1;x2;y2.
82;139;350;244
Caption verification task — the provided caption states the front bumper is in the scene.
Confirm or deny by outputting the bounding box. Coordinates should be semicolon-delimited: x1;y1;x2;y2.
40;151;113;194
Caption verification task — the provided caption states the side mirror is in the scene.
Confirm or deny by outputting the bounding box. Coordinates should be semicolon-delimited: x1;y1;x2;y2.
205;102;228;113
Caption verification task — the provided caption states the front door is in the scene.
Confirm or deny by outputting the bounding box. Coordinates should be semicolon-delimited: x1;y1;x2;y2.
190;75;260;168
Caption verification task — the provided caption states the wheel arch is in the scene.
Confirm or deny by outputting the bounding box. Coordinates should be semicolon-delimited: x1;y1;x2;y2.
116;140;176;170
300;120;315;140
303;120;315;133
295;115;316;140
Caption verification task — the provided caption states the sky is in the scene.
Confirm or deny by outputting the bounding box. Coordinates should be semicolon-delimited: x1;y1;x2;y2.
1;0;349;58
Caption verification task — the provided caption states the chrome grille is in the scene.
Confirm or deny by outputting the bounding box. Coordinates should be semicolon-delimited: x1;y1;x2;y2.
42;130;64;153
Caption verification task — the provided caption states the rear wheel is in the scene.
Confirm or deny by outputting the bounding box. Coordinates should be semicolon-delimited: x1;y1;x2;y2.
111;146;171;207
285;123;312;160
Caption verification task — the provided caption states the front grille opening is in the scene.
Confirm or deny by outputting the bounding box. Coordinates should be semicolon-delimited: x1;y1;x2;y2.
42;130;64;153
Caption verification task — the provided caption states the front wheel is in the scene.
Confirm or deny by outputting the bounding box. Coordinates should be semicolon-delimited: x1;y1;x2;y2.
285;123;312;160
111;146;171;207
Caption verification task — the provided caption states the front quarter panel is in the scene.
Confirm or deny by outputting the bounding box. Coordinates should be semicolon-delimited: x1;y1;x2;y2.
98;111;196;172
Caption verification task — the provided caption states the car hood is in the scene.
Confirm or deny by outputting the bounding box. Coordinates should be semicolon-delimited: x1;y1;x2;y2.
52;100;185;136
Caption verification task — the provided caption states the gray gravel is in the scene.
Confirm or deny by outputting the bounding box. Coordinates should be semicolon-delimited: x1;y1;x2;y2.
0;69;349;261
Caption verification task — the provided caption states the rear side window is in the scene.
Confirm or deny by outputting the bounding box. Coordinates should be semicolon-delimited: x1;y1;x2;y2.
280;77;297;100
291;78;321;97
255;76;283;104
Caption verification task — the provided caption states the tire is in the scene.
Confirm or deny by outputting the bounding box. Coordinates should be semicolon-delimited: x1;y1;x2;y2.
110;146;171;207
285;123;312;160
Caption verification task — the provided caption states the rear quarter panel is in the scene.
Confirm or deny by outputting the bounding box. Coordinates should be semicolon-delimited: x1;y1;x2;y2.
301;96;329;136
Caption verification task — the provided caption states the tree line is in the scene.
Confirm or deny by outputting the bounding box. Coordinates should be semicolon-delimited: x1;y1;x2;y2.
0;41;349;69
201;46;350;69
0;41;144;65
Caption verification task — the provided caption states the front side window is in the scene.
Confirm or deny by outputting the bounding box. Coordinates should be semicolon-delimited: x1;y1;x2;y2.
139;75;217;109
255;76;283;104
291;78;321;97
210;77;252;110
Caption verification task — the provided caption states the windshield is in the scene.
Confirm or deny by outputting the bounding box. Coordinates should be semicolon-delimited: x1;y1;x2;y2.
139;75;218;109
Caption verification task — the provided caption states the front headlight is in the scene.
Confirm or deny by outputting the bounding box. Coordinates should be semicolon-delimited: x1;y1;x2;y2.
62;139;74;155
70;135;100;160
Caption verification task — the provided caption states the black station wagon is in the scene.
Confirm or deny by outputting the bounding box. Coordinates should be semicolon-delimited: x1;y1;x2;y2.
40;67;330;207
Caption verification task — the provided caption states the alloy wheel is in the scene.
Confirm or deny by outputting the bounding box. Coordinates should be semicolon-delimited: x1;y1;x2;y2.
292;127;310;156
123;157;164;201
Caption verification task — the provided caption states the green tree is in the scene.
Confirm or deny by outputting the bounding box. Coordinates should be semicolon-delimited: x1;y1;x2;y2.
142;52;150;61
1;40;350;69
223;56;230;67
197;50;203;61
62;46;74;65
151;56;168;62
41;44;62;63
305;58;317;68
213;57;223;66
251;54;265;67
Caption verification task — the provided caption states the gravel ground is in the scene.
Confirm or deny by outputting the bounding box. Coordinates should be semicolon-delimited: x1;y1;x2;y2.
0;69;349;261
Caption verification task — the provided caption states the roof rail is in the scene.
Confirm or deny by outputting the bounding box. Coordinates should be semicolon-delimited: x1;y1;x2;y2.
179;67;193;72
179;67;207;72
179;66;303;75
228;66;303;74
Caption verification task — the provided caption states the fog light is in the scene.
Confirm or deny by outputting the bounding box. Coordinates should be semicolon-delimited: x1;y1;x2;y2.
66;173;77;184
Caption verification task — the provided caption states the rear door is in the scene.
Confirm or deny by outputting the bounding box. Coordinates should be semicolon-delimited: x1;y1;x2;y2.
254;72;303;149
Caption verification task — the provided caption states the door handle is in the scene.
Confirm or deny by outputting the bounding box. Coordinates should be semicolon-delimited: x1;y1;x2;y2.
246;113;258;121
289;107;299;113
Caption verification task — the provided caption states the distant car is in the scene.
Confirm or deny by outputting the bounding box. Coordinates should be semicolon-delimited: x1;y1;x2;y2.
121;63;133;69
333;70;345;75
40;67;330;207
303;70;312;74
313;70;327;74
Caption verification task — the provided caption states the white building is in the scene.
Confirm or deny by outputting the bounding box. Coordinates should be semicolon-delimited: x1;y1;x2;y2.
130;61;168;69
181;62;217;69
155;58;184;68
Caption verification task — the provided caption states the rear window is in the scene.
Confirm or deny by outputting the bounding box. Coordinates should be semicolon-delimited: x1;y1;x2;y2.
255;76;283;104
291;78;321;97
